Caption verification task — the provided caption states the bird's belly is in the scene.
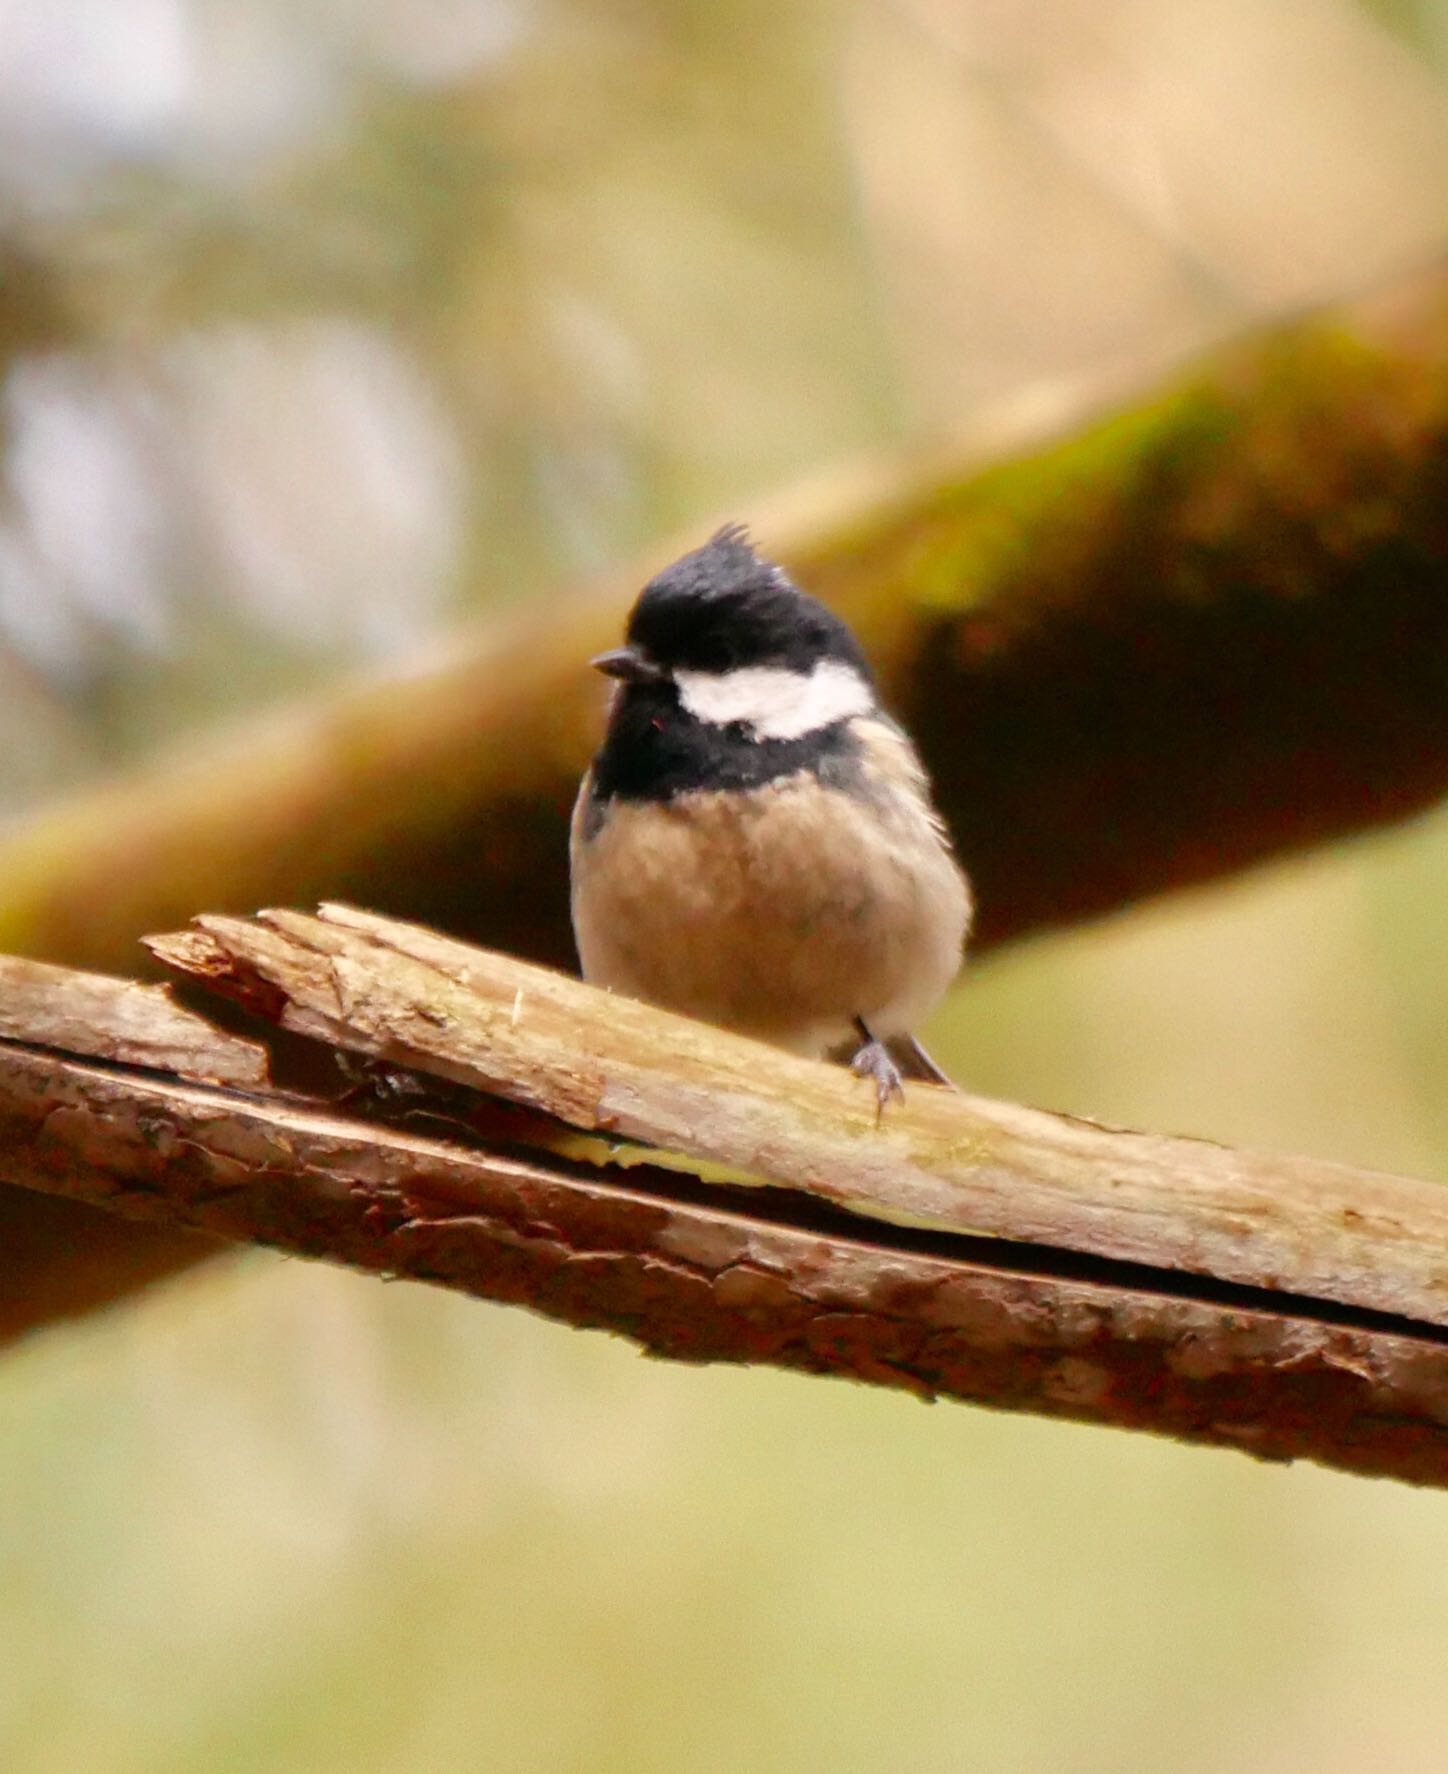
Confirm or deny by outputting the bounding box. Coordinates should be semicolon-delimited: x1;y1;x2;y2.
571;777;968;1055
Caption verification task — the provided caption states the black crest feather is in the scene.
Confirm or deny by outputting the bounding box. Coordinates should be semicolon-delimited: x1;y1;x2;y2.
625;527;869;678
709;520;753;549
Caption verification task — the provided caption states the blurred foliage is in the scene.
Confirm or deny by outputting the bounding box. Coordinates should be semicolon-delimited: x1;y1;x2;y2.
3;0;1448;1770
0;0;894;787
1357;0;1448;68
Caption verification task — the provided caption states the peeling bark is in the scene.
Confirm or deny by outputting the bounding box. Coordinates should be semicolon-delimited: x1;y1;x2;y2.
1;920;1446;1488
145;905;1448;1334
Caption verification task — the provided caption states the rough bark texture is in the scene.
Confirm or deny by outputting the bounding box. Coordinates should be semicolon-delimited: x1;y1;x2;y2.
4;263;1448;1338
0;925;1446;1488
148;906;1448;1333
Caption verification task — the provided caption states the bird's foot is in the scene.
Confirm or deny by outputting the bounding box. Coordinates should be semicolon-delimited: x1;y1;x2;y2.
850;1019;906;1121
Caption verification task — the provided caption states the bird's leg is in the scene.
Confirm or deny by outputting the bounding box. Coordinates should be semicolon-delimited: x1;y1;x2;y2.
851;1017;906;1120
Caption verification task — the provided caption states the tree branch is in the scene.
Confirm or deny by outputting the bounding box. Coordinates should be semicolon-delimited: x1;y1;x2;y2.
5;267;1448;979
5;259;1448;1340
1;910;1446;1488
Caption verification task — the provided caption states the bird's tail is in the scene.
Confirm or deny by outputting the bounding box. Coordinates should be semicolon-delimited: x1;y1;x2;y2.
886;1033;956;1088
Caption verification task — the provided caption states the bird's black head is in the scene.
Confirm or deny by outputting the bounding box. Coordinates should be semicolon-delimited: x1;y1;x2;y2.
605;524;870;681
584;526;878;810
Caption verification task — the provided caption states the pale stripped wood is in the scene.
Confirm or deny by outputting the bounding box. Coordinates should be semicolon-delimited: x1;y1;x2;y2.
141;903;1448;1333
0;954;269;1087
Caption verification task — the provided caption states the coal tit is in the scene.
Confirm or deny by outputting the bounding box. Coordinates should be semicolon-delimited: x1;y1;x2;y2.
570;525;971;1108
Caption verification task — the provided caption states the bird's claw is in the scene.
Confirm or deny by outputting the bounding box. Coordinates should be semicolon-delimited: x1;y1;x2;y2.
851;1037;906;1121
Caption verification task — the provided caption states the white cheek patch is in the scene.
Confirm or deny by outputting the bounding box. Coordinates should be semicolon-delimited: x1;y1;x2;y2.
674;659;874;741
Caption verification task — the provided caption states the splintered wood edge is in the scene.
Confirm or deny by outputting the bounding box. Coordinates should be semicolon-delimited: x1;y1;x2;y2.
0;952;270;1087
140;904;1448;1337
145;928;300;1031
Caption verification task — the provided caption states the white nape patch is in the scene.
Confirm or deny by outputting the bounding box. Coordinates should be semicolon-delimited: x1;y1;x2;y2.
674;659;873;741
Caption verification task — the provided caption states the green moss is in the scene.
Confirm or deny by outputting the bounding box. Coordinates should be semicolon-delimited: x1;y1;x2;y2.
853;313;1440;634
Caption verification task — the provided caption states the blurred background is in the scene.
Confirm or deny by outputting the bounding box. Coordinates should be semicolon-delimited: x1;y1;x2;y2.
3;0;1448;1768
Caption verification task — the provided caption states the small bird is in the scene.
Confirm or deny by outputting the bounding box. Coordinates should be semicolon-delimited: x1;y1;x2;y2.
570;525;971;1109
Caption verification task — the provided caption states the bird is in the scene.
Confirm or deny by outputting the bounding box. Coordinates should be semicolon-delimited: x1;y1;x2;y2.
569;524;971;1111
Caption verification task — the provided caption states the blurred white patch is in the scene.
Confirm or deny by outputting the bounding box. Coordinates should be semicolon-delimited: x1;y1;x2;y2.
168;317;462;656
361;0;536;85
177;1;360;172
0;356;170;682
0;529;68;679
528;284;650;566
0;0;192;170
0;321;462;685
0;0;376;192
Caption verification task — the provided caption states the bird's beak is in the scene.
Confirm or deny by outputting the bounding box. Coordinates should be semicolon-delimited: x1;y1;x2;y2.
590;645;667;685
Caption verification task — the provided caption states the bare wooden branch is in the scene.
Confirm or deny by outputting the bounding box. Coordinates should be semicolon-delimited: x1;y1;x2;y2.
0;955;271;1087
1;914;1446;1488
146;905;1448;1333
